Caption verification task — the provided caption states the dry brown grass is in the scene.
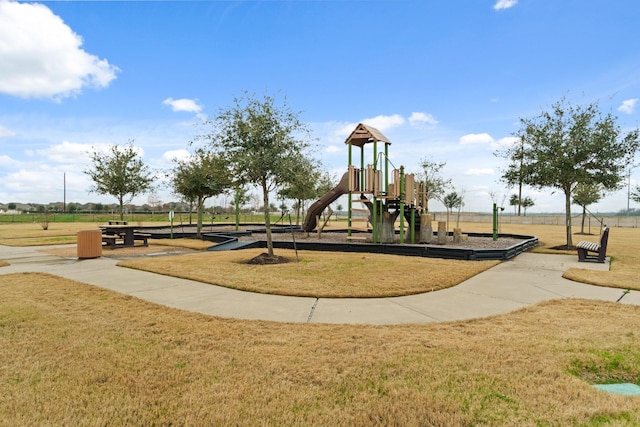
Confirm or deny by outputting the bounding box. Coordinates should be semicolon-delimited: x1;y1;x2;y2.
493;223;640;292
0;222;100;243
1;272;639;426
118;248;499;298
3;221;640;294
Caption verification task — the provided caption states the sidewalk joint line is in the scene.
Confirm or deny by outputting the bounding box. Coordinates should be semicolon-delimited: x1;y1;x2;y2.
307;298;319;323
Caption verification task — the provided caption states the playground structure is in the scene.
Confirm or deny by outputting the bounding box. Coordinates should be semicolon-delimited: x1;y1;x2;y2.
303;123;430;244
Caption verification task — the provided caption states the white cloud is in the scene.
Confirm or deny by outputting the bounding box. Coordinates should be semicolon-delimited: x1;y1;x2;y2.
326;145;342;154
362;114;405;131
0;125;15;138
163;97;201;114
464;168;494;176
408;112;438;126
459;133;495;145
0;1;118;99
491;136;518;150
162;149;191;163
0;154;20;168
333;122;358;139
493;0;518;10
35;141;94;164
162;97;206;121
617;98;639;115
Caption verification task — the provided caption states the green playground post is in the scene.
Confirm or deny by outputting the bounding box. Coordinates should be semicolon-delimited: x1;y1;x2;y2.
348;142;353;237
385;143;389;193
372;196;378;244
360;144;365;191
493;203;498;241
399;166;405;244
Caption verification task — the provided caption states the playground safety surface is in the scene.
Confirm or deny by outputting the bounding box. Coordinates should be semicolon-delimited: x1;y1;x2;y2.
142;225;539;261
1;243;637;325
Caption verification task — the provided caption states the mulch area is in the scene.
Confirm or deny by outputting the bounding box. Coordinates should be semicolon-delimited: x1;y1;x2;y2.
243;231;527;250
142;224;528;250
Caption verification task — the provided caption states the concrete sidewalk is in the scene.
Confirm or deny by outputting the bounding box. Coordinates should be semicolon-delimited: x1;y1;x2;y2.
1;244;637;324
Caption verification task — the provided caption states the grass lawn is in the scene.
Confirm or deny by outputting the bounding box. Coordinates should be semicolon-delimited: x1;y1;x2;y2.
1;273;639;425
118;248;500;298
1;221;640;424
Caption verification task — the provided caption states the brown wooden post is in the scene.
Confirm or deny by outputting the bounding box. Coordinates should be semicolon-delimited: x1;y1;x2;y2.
420;214;432;243
437;221;447;244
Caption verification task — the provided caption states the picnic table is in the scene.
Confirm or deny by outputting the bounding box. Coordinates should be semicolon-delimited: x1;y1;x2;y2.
100;224;150;248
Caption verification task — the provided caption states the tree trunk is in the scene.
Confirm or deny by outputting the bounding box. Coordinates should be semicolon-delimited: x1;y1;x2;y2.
295;199;302;226
262;180;274;256
196;196;204;239
565;190;573;247
119;196;124;221
581;206;586;234
517;180;522;216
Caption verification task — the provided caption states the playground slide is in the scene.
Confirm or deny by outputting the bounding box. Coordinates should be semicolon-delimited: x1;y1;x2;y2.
302;172;349;232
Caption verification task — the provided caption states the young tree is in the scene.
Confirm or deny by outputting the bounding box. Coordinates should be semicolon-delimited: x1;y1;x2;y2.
497;136;529;216
631;185;640;204
85;141;154;221
417;157;451;212
521;196;535;216
277;155;322;225
502;98;639;247
211;92;311;257
509;194;519;215
314;171;337;233
172;149;232;238
573;183;604;234
442;191;463;233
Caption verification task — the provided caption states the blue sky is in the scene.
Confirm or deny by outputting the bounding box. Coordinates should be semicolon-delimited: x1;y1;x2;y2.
1;0;640;213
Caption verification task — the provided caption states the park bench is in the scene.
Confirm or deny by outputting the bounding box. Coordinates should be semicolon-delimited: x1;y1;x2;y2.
109;220;128;225
576;226;609;263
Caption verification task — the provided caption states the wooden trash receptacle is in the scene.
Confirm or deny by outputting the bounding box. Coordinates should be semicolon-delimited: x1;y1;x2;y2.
77;230;102;259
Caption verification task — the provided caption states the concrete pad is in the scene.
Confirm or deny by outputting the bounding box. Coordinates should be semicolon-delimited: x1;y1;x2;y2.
392;288;531;322
310;298;440;324
0;244;637;325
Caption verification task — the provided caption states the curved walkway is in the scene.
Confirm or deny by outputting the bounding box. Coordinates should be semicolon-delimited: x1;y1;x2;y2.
0;244;637;324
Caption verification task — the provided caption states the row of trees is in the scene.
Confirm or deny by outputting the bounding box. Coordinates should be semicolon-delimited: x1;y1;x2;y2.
85;93;332;258
84;94;640;251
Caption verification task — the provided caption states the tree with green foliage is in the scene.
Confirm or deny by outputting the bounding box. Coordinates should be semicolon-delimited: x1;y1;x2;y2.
85;141;154;221
499;98;639;247
498;136;529;216
509;194;519;215
521;196;535;216
418;157;451;212
172;149;232;238
573;183;604;234
632;185;640;204
443;191;463;233
210;92;312;257
313;171;337;232
277;154;323;225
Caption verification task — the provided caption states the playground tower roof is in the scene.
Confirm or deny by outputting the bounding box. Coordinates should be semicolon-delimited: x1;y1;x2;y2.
344;123;392;147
